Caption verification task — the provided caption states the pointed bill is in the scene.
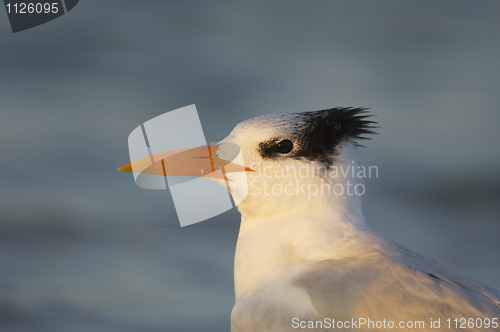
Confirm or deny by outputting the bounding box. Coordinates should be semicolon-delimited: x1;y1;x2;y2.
118;145;253;180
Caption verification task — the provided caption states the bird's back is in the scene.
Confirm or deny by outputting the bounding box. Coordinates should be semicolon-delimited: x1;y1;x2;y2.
232;232;500;332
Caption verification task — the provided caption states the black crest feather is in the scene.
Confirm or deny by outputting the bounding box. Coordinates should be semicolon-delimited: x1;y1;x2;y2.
258;107;377;164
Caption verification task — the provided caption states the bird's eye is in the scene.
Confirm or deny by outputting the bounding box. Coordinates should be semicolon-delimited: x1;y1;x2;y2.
276;139;293;154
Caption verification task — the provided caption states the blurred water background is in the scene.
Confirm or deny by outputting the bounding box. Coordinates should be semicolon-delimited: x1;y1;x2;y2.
1;1;499;331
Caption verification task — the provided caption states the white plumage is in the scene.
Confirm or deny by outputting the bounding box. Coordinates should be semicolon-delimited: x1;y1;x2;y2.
215;108;500;332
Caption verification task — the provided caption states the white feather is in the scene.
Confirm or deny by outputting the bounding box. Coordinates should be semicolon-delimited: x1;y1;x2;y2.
215;113;500;332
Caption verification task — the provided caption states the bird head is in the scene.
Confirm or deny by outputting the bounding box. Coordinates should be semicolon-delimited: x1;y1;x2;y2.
118;107;376;222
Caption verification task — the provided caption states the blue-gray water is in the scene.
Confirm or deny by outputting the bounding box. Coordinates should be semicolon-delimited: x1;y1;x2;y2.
1;1;499;331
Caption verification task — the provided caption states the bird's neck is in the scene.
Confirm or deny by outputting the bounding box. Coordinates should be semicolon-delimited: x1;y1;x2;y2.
233;190;370;300
233;141;372;299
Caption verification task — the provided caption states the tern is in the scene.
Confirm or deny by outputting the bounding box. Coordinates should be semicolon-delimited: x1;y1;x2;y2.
121;107;500;331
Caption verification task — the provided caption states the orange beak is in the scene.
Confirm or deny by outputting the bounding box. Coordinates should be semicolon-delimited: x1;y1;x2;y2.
117;145;253;180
